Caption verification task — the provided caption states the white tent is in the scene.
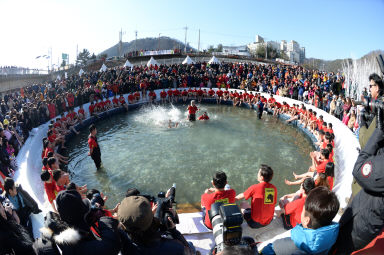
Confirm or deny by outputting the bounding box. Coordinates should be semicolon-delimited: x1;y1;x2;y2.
146;57;159;67
79;69;85;76
182;55;195;65
123;59;133;68
56;75;61;80
100;63;107;72
208;56;221;65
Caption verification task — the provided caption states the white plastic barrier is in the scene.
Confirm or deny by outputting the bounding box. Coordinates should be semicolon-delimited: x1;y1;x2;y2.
14;88;359;244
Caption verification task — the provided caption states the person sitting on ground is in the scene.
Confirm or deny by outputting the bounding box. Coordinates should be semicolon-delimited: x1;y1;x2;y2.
198;112;210;121
160;89;167;104
261;186;340;255
118;195;197;255
41;170;59;212
3;177;41;234
181;89;188;103
216;88;223;104
112;94;120;107
78;104;86;122
52;169;70;191
285;149;331;186
148;90;157;104
127;92;136;104
236;164;277;229
279;178;315;230
201;171;236;230
34;189;121;255
119;94;129;111
315;162;335;190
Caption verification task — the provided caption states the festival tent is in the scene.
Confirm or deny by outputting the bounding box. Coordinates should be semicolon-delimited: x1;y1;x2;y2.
79;69;85;76
182;55;195;65
123;60;133;68
100;63;107;72
146;57;159;67
208;56;221;65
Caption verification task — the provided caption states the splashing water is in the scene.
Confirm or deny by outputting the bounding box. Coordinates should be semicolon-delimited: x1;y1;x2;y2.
134;104;188;127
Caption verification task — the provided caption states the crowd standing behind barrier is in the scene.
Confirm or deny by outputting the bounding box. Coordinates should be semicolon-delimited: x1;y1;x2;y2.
0;61;363;254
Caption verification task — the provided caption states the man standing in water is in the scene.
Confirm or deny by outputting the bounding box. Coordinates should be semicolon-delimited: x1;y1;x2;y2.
187;100;199;121
88;124;102;169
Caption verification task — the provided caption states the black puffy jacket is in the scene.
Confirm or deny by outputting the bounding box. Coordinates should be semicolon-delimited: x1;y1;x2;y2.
334;128;384;254
34;212;121;255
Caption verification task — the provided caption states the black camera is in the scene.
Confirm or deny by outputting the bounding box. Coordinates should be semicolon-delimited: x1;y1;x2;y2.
154;183;179;230
208;202;244;253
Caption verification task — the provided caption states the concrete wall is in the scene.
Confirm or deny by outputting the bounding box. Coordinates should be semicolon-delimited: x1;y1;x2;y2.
0;74;53;93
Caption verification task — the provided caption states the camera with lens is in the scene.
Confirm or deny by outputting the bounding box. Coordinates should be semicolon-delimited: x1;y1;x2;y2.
125;184;179;230
154;183;179;230
209;202;257;254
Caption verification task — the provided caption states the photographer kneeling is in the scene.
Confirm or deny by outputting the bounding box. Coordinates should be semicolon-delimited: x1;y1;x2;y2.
118;195;197;255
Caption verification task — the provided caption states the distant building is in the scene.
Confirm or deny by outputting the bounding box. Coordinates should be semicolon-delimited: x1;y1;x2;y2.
247;35;265;55
221;45;251;56
247;35;305;63
280;40;287;51
255;35;264;43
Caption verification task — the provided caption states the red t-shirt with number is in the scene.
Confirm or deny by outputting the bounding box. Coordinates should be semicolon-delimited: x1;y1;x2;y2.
243;182;277;225
201;189;236;229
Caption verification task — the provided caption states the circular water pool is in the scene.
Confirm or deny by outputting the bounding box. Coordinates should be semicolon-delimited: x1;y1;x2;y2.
68;104;313;210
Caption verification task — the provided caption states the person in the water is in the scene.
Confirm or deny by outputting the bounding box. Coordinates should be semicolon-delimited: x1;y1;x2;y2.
187;100;199;121
168;119;179;128
198;112;210;121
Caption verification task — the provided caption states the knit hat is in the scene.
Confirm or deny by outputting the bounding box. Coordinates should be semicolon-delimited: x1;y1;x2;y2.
56;189;91;231
118;196;153;232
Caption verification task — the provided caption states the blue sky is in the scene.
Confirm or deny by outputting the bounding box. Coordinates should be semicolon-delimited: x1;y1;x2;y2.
1;0;383;68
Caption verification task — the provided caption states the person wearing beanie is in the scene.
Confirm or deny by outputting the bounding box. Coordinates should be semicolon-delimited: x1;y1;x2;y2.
33;189;121;255
118;196;196;255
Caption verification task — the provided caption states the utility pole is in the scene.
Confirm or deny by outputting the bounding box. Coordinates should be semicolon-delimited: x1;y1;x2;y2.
135;30;138;54
158;33;161;50
76;44;78;66
265;41;268;60
118;28;123;57
198;29;200;52
184;26;188;53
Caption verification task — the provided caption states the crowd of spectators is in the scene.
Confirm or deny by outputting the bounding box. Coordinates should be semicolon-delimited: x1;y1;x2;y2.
0;59;378;254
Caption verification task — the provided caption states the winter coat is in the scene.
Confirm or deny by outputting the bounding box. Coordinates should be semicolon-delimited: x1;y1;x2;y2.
334;128;384;253
34;212;121;255
119;228;189;255
0;218;36;255
263;223;339;255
